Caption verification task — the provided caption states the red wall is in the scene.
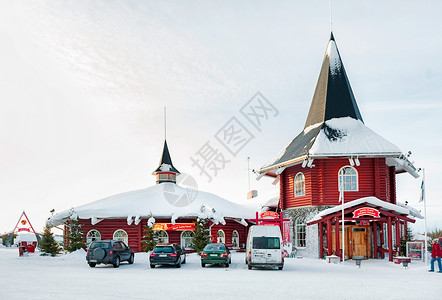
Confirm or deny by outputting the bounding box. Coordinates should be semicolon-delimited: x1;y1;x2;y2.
281;157;396;209
77;218;248;252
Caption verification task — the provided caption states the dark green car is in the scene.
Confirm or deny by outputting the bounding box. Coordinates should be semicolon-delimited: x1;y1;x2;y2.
201;243;231;268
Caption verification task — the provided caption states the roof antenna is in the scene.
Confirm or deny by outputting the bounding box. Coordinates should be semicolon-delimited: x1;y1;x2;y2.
164;106;167;140
329;0;333;32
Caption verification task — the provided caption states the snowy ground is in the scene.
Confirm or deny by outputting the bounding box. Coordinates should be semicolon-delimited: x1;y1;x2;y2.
0;247;440;300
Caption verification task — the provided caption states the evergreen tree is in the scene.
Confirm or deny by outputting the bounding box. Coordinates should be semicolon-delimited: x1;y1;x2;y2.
190;217;211;254
65;218;85;252
141;216;157;252
39;225;59;256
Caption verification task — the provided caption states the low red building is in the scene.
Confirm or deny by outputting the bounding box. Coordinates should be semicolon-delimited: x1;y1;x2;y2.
257;32;422;261
48;140;253;252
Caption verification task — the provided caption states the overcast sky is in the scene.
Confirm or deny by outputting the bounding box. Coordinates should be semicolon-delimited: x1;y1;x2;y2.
0;1;441;235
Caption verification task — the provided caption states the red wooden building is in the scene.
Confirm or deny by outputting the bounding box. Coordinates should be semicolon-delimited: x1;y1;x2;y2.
49;140;253;252
257;32;422;261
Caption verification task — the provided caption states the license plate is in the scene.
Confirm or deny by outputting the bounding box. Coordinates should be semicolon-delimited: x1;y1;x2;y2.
160;254;167;257
90;260;97;262
210;254;218;257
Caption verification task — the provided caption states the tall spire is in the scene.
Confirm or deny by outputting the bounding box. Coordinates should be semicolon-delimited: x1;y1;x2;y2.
152;140;180;184
304;32;363;129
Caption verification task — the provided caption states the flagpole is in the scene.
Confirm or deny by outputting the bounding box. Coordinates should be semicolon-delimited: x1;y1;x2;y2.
341;176;345;263
422;168;428;268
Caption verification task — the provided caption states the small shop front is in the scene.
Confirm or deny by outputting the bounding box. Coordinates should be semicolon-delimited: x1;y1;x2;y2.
307;197;419;261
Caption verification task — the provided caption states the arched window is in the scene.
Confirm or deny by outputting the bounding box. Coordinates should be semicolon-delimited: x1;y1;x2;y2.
113;229;128;245
155;231;169;244
338;166;358;191
86;230;101;245
181;231;194;249
295;217;306;248
217;230;225;244
232;230;239;249
294;172;305;197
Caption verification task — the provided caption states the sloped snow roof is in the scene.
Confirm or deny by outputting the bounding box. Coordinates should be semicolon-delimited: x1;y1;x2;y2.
307;196;422;224
48;183;256;227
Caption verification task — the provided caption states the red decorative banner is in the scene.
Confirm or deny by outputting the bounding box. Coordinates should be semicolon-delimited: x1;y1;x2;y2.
283;221;290;243
152;223;195;231
260;211;279;219
353;207;380;218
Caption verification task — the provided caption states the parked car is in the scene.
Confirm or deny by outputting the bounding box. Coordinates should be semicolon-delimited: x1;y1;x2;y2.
86;240;134;268
150;243;186;268
246;225;284;270
201;243;231;267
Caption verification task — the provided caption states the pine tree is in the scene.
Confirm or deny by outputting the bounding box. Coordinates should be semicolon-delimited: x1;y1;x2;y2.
65;218;85;252
190;217;211;254
39;225;59;256
141;216;157;252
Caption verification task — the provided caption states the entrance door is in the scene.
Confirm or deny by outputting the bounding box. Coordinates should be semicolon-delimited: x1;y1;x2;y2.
351;227;368;258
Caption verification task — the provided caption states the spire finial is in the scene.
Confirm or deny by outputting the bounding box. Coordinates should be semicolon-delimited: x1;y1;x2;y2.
329;0;333;32
164;106;167;140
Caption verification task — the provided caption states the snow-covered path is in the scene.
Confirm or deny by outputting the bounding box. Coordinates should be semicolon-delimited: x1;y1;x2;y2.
0;247;440;299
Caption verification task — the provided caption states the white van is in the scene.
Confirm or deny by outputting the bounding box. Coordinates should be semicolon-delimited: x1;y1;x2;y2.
246;225;284;270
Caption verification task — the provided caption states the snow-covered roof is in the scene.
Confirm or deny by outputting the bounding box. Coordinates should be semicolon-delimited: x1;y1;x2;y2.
48;183;256;227
307;196;423;224
245;189;280;212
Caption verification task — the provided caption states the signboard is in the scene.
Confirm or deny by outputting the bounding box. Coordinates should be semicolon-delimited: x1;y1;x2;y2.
353;207;380;218
406;241;424;261
283;221;290;243
260;211;279;219
356;220;369;226
152;223;195;231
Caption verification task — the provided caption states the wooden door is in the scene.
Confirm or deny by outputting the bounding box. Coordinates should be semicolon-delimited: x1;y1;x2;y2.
351;227;368;258
331;226;350;258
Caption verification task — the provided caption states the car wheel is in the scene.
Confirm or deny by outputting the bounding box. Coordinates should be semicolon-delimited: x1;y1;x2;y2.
248;264;252;270
93;248;106;260
113;256;120;268
225;262;229;268
201;262;205;268
176;260;181;268
150;264;155;268
128;254;134;264
89;263;96;268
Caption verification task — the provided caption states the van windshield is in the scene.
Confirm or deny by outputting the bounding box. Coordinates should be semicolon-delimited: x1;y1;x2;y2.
253;237;280;249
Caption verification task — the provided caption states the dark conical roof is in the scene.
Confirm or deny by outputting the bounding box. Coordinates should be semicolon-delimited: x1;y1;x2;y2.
304;32;363;129
153;140;180;174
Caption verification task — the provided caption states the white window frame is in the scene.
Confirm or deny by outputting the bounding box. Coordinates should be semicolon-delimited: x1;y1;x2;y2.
180;231;194;250
155;231;169;244
294;172;306;197
217;230;225;244
295;217;306;248
338;166;359;191
86;230;101;245
113;229;128;245
232;230;239;249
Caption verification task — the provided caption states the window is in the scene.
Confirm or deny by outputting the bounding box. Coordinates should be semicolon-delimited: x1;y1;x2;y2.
155;231;169;244
252;237;280;249
113;229;128;245
294;172;305;197
295;217;306;248
232;230;239;249
181;231;194;249
217;230;225;244
338;166;358;191
86;230;101;245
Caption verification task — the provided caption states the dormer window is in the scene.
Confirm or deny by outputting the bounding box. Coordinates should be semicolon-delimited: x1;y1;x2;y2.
294;172;305;197
338;166;358;191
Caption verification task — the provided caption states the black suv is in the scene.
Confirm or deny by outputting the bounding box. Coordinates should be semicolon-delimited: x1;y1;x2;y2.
86;240;134;268
149;243;186;268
